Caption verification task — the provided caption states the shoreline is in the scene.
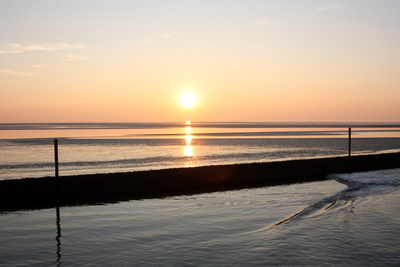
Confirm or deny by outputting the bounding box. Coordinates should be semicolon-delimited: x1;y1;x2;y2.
1;152;400;211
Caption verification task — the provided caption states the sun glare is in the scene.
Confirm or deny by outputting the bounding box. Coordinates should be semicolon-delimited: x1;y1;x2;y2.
179;91;198;108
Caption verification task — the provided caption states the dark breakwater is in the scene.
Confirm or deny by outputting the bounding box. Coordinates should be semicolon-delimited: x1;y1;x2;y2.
1;152;400;211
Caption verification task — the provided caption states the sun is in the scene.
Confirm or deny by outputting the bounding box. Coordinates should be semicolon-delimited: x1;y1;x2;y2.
179;91;198;108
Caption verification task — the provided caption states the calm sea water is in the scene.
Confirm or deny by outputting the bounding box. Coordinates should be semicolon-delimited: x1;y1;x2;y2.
1;168;400;266
1;123;400;265
1;122;400;180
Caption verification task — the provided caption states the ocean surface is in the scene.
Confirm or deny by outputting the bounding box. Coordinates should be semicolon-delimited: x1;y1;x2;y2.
1;122;400;180
1;122;400;266
1;168;400;266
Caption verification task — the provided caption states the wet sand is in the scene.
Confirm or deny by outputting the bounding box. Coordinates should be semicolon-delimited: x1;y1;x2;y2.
1;152;400;211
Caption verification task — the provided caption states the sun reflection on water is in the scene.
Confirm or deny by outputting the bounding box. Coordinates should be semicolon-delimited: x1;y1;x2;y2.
183;121;194;162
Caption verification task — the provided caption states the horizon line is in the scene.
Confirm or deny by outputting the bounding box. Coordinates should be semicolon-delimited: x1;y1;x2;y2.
1;121;400;131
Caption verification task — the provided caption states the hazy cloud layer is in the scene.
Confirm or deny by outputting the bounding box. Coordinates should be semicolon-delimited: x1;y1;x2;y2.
162;32;178;38
0;69;34;76
138;38;151;44
62;53;89;61
253;18;269;26
0;43;87;55
317;4;343;11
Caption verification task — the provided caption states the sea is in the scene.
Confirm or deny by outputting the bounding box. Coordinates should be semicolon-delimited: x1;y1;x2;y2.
1;122;400;180
1;122;400;266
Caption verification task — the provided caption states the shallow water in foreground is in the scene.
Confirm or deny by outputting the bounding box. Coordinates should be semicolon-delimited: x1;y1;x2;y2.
1;168;400;266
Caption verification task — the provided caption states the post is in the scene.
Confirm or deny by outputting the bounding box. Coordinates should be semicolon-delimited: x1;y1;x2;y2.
54;139;59;178
348;127;351;157
55;206;62;263
54;139;61;262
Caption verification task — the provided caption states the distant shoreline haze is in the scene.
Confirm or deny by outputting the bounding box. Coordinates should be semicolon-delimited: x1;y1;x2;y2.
1;122;400;131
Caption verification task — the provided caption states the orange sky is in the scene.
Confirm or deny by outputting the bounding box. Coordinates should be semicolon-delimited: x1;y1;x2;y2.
1;1;399;123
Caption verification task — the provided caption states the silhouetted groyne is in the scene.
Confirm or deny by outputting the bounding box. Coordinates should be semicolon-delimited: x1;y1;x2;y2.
1;152;400;211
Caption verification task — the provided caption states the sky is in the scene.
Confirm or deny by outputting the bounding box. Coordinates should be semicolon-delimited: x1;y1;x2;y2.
1;0;399;123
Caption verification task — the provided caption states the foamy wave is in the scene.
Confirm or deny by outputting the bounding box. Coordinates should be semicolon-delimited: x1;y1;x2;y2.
329;168;400;187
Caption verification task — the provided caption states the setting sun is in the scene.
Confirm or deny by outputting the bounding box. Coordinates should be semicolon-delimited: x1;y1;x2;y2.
179;91;198;108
